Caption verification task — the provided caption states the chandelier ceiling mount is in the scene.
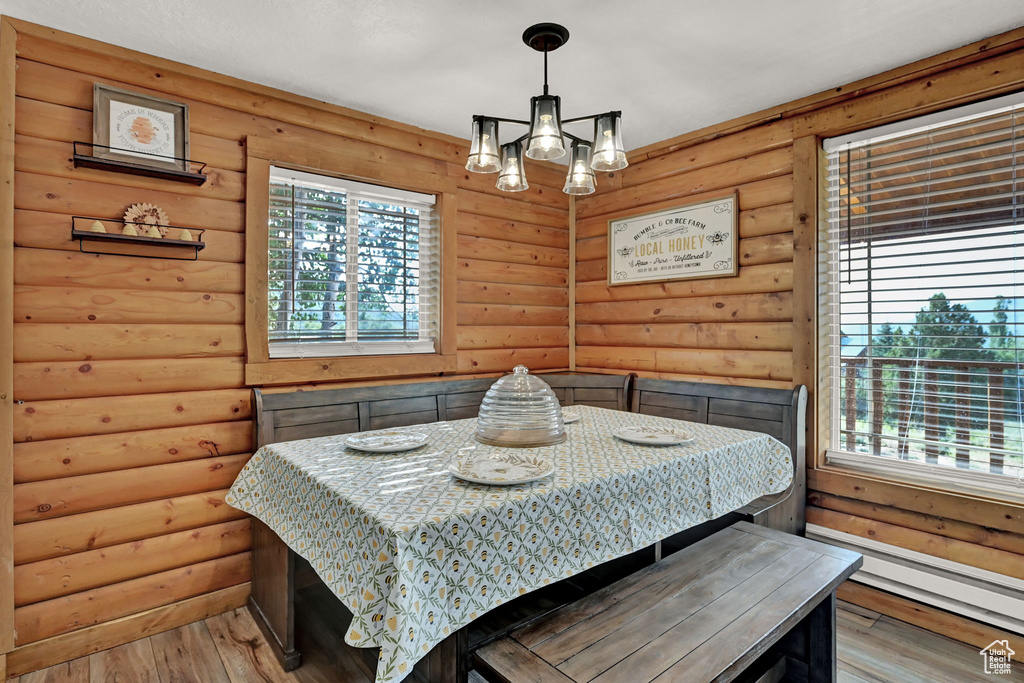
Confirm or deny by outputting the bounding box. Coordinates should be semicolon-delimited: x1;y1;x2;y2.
522;23;570;53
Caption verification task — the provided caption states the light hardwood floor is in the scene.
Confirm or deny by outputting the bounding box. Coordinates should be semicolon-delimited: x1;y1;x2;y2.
9;601;1022;682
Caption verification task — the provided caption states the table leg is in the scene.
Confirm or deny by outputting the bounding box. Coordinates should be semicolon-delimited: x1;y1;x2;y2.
412;628;469;683
249;519;301;671
806;591;837;683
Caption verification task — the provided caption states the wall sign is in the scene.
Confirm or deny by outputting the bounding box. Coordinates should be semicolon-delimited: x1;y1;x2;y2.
93;84;190;172
608;192;738;285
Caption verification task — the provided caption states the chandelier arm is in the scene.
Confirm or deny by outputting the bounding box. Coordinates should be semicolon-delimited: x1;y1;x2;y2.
562;131;591;144
559;115;598;125
561;110;622;125
476;115;531;126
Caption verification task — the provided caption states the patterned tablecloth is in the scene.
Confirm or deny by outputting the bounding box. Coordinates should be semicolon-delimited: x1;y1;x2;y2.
226;405;792;683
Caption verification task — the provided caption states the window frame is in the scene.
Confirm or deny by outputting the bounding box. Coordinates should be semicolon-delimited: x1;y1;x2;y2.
814;93;1024;501
266;168;438;358
244;134;457;385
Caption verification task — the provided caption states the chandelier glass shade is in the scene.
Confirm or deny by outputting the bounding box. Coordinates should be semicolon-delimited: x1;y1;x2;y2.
526;95;566;161
466;117;501;173
496;140;529;192
592;112;628;172
465;23;627;196
563;139;596;195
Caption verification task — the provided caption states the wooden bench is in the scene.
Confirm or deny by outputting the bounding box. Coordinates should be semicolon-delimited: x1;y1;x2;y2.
473;522;862;683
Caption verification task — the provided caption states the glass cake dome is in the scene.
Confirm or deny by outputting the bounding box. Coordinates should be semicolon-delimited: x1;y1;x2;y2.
476;365;566;447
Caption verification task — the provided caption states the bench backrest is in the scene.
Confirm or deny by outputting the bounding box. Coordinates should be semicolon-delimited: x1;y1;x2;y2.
540;373;633;411
253;373;633;448
631;378;803;453
632;377;807;534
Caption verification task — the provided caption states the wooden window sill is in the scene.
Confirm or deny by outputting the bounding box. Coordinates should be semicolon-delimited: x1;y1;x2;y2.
809;463;1024;511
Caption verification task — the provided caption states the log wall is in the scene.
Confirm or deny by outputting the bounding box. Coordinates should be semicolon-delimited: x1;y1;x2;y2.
0;18;569;676
572;23;1024;640
573;121;796;388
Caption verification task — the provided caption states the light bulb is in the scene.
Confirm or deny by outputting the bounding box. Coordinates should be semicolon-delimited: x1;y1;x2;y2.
505;155;520;185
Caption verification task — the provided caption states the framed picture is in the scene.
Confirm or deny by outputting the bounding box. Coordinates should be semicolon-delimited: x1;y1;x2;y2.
92;84;190;172
607;192;738;286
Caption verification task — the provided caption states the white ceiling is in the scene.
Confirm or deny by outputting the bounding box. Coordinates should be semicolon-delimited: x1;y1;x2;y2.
3;0;1024;151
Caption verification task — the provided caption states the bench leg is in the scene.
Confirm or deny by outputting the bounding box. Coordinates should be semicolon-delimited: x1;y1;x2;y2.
806;591;837;683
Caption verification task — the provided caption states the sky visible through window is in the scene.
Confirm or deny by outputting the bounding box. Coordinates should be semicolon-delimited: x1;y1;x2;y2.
839;227;1021;348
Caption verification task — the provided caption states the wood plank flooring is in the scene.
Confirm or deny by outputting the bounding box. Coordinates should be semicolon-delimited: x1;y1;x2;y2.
9;600;1022;682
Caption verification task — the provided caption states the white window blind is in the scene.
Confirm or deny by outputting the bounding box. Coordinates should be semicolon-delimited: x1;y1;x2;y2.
823;92;1024;487
267;167;438;358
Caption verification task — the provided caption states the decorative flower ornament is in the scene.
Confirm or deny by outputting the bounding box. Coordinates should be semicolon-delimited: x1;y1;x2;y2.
123;203;170;237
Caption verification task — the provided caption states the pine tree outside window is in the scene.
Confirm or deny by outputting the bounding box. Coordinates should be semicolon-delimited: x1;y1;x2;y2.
823;92;1024;494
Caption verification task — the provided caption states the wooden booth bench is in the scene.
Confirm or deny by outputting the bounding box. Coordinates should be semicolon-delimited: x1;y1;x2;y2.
474;521;862;683
246;372;809;681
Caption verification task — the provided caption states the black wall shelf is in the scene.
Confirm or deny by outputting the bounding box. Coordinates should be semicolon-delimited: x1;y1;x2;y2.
72;142;209;185
71;216;206;261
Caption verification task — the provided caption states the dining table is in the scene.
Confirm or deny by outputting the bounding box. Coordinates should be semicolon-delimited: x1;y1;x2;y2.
226;404;793;683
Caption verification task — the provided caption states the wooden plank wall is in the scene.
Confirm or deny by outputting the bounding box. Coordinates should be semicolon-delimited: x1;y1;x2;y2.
571;24;1024;637
2;19;569;676
572;122;796;389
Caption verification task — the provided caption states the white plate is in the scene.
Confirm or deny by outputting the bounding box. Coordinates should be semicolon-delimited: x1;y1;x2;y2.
612;426;695;446
561;407;581;424
345;430;428;453
449;453;554;485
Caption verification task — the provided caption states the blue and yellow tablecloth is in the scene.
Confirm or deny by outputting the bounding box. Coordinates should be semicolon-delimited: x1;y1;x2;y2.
227;405;792;683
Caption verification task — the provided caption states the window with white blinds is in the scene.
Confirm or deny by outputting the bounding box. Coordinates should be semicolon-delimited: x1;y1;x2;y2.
823;92;1024;490
267;167;438;358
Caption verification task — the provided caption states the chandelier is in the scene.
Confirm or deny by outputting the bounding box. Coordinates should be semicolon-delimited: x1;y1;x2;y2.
465;23;627;195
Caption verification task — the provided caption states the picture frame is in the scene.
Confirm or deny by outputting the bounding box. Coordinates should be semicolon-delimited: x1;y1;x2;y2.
92;84;190;173
607;191;739;286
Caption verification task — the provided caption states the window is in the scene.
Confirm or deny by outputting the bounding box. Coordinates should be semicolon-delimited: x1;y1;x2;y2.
243;134;456;385
823;92;1024;491
267;167;438;359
